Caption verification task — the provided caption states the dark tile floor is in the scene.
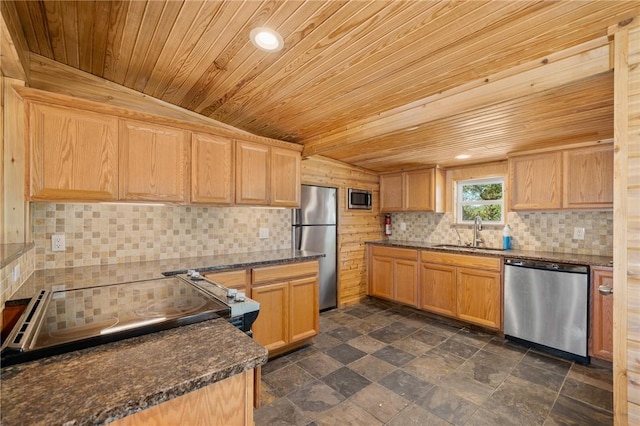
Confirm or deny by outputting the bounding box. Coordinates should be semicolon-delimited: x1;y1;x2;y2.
254;298;613;426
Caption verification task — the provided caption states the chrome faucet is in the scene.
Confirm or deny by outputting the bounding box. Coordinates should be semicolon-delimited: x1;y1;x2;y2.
472;216;483;247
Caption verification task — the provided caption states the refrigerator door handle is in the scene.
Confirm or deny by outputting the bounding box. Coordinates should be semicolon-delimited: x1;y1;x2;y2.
293;226;303;250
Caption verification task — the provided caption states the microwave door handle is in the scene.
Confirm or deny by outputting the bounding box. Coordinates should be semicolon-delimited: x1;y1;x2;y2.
367;192;372;207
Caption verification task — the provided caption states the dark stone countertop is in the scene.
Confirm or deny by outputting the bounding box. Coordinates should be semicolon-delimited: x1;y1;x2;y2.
367;240;613;268
9;248;324;300
1;318;267;426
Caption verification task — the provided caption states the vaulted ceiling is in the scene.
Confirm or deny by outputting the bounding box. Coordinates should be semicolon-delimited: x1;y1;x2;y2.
4;1;640;171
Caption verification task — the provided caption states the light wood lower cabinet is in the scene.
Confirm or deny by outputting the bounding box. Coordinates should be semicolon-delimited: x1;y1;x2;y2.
110;370;254;426
369;246;418;307
589;267;613;361
419;263;457;317
456;267;501;329
368;246;502;330
203;269;248;293
251;261;319;356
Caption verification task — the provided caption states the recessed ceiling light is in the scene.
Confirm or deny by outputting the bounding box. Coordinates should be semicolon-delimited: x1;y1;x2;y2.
455;154;471;160
250;27;284;52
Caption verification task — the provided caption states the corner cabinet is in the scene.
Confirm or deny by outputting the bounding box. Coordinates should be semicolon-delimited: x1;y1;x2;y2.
380;168;445;212
28;102;119;201
251;261;319;356
369;246;418;307
119;119;190;202
191;133;234;204
589;267;613;361
236;141;301;207
509;143;613;211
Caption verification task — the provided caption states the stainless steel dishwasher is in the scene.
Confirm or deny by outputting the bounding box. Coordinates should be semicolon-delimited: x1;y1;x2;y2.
503;258;589;363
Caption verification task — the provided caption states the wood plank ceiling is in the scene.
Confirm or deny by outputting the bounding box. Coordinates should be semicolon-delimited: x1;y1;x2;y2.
6;0;640;172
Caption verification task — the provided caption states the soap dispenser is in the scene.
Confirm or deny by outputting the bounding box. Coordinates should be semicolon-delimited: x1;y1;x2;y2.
503;225;511;250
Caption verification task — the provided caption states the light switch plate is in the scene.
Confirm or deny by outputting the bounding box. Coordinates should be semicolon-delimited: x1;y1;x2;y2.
400;222;407;231
573;227;585;240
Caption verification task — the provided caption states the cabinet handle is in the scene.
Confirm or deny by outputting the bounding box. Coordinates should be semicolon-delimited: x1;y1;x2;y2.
598;285;613;296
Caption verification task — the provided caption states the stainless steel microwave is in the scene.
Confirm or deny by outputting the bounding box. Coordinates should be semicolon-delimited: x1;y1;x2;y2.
348;188;372;210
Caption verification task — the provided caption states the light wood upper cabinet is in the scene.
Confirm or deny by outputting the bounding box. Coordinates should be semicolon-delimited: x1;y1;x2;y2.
509;151;562;210
191;133;234;204
270;147;301;207
236;141;270;205
29;102;118;201
380;173;403;211
563;145;613;209
119;119;189;202
236;141;301;206
509;144;613;211
380;168;445;212
589;267;613;361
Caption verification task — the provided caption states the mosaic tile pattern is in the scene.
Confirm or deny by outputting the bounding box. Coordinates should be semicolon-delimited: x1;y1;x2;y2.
32;203;292;270
388;211;613;256
1;247;35;308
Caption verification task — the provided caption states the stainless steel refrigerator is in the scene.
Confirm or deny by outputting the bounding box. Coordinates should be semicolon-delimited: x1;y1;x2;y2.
292;185;337;311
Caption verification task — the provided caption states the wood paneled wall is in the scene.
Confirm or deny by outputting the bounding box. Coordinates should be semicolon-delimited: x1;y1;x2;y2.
612;18;640;425
301;155;382;307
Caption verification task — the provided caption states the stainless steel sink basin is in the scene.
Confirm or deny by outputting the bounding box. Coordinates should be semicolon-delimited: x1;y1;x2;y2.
431;244;505;252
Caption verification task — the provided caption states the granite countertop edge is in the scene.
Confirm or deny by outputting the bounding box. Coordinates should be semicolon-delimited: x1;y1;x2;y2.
367;240;613;267
1;319;268;426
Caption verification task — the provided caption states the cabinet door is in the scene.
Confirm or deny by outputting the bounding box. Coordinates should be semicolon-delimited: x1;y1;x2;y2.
404;169;433;211
251;282;288;351
289;276;319;343
394;259;418;307
509;151;562;210
563;145;613;209
420;262;456;317
119;120;189;202
191;133;234;204
456;267;501;329
271;147;301;207
369;255;394;300
236;141;269;205
29;103;118;200
590;268;613;361
380;173;403;212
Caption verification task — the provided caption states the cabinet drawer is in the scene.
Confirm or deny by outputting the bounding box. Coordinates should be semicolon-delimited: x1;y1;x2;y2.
371;246;418;260
203;269;248;288
252;261;318;285
421;250;501;271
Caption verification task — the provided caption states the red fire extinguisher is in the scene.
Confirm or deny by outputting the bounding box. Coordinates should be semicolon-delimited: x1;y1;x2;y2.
384;214;392;236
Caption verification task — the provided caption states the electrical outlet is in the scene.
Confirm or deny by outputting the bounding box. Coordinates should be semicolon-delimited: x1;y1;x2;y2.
51;234;66;252
400;222;407;231
259;228;269;239
573;227;585;240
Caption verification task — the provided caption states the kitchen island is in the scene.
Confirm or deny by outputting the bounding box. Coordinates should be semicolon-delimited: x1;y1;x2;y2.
1;318;266;425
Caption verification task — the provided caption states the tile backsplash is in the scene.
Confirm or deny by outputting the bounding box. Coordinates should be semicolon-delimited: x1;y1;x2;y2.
1;246;35;307
32;203;292;270
388;211;613;256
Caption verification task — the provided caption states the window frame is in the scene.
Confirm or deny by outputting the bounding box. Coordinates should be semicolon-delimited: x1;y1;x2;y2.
456;176;505;225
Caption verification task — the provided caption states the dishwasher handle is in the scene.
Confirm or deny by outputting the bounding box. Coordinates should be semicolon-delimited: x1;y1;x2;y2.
598;285;613;296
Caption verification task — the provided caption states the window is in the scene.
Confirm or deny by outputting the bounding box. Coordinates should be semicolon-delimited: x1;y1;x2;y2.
456;177;505;224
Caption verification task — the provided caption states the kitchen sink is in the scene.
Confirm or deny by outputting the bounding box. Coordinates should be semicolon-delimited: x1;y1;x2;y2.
431;244;505;252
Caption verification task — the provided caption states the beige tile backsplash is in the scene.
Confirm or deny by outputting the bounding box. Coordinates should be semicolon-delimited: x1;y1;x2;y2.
1;246;35;307
388;211;613;256
32;203;292;270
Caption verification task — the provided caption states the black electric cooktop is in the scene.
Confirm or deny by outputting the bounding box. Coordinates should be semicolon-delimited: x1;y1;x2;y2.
1;277;230;366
